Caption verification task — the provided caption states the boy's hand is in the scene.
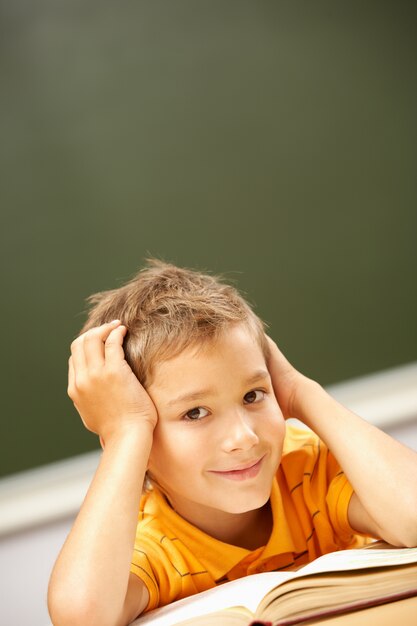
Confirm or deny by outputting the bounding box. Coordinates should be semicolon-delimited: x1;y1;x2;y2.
68;320;158;442
266;335;311;419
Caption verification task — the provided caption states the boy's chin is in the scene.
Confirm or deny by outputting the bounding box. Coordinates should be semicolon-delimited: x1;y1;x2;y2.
219;490;271;515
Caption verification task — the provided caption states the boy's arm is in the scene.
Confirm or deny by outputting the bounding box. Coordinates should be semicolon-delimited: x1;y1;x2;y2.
267;337;417;548
48;321;157;626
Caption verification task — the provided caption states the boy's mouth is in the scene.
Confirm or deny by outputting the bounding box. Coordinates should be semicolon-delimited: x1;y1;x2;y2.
208;455;265;481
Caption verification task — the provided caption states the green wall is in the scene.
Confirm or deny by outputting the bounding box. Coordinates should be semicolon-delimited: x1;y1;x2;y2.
1;1;416;477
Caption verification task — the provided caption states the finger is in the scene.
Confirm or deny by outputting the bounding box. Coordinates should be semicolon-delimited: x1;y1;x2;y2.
83;320;121;369
265;335;278;351
104;325;128;366
265;335;286;363
67;356;75;396
74;320;120;373
70;333;88;375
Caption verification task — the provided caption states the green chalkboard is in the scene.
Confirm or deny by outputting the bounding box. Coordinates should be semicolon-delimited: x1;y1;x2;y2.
1;1;416;477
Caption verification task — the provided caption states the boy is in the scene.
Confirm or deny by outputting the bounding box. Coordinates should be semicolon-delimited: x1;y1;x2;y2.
48;259;417;626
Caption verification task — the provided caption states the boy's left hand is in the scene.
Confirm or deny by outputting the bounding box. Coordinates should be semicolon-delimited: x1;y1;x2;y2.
266;335;311;420
267;337;417;548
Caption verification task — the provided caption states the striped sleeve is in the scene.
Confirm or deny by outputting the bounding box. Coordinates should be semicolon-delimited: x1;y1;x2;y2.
326;469;357;542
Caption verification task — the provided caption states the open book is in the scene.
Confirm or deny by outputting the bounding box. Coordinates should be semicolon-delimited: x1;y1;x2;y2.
133;543;417;626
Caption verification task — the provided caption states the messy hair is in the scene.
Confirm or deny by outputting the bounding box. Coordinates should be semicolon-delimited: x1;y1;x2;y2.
80;259;270;387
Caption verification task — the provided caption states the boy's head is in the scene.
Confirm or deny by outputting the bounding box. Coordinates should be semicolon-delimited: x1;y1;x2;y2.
81;260;285;528
80;259;270;388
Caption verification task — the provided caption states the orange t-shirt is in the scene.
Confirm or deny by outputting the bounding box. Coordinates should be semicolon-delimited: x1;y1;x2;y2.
130;425;368;611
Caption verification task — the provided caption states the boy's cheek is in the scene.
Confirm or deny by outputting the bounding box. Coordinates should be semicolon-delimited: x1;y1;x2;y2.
268;410;286;448
147;423;188;468
267;395;286;428
276;413;286;441
273;417;286;464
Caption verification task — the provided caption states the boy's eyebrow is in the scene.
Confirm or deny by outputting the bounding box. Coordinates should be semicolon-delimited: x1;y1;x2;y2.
166;369;270;408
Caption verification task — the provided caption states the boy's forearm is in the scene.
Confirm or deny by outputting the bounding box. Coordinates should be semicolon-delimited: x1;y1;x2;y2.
292;379;417;546
48;422;153;626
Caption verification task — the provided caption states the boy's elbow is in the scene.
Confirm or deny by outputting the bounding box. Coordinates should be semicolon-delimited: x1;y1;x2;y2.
383;502;417;548
48;585;121;626
49;604;115;626
48;587;80;626
396;523;417;549
48;590;89;626
384;530;417;549
388;534;417;549
399;497;417;547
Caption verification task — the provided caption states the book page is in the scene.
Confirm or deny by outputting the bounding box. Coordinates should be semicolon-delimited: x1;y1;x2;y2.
293;545;417;577
134;571;293;625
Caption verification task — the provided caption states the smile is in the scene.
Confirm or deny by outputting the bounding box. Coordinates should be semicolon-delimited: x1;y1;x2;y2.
208;456;265;481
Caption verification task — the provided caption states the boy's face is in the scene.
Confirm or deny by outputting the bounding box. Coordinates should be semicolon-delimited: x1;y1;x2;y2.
146;323;285;534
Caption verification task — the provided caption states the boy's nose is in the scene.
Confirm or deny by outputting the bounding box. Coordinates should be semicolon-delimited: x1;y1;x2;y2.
221;411;259;452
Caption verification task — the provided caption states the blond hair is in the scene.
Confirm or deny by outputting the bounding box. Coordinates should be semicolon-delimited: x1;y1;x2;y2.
80;259;269;387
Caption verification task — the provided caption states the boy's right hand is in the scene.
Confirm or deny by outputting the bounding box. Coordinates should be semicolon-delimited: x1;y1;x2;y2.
68;320;158;442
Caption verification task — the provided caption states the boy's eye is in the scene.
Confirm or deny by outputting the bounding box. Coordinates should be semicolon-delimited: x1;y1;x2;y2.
184;407;209;421
244;389;265;404
182;390;265;420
